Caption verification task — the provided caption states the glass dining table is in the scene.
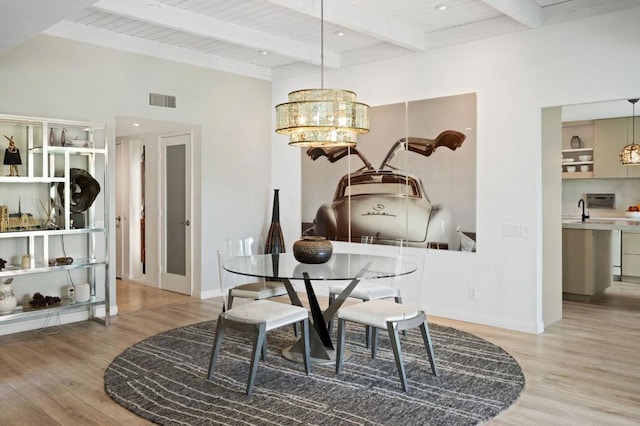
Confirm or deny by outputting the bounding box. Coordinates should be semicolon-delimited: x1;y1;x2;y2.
223;252;417;365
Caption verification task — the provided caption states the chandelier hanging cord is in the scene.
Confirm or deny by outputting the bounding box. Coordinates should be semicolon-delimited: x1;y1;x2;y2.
632;98;638;146
321;0;324;89
620;98;640;165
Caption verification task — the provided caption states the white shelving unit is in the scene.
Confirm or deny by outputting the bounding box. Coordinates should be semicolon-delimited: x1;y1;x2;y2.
0;114;110;327
562;147;594;179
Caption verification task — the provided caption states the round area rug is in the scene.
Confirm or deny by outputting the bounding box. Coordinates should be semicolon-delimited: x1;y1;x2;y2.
104;320;524;425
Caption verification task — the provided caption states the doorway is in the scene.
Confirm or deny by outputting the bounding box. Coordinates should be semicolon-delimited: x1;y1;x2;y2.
115;117;197;300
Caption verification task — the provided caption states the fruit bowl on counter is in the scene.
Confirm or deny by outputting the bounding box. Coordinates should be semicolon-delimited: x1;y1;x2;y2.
625;204;640;219
625;211;640;220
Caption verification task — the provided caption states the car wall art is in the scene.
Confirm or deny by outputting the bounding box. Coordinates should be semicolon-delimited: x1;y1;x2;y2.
301;93;477;252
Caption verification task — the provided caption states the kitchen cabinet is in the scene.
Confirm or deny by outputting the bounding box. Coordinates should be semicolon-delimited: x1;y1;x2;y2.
593;117;640;178
562;228;612;301
561;148;594;178
0;114;110;329
622;231;640;281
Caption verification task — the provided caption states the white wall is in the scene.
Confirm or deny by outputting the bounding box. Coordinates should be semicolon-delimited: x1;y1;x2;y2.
272;7;640;333
0;35;273;327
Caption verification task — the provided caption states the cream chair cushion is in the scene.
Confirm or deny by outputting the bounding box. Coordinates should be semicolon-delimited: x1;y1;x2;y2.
329;280;399;300
224;299;308;331
337;299;420;329
230;281;288;299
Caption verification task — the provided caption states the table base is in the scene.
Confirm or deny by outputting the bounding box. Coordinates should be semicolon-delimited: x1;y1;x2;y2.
282;345;352;366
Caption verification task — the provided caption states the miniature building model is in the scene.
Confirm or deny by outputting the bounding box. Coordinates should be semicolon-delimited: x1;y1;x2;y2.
0;205;41;232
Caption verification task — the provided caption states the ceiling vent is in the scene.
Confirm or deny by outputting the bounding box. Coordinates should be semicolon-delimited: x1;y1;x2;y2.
149;93;176;108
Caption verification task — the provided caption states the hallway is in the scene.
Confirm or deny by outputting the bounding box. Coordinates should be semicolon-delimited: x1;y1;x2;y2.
116;279;194;314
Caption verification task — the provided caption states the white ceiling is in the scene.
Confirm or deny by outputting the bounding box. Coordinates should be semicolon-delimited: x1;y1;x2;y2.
2;0;639;82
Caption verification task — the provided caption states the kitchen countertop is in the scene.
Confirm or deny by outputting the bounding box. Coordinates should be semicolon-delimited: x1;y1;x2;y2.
562;216;640;231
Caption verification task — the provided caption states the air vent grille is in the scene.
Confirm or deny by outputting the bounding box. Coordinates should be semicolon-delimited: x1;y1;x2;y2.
149;93;176;108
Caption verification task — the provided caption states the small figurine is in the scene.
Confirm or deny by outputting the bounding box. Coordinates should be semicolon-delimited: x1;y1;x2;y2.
0;258;6;270
3;135;22;176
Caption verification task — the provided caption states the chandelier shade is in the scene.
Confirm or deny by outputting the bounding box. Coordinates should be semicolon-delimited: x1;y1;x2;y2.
275;88;369;147
274;0;369;147
620;98;640;165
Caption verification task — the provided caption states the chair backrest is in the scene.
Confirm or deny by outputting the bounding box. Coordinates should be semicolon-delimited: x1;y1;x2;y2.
218;237;267;297
359;236;426;306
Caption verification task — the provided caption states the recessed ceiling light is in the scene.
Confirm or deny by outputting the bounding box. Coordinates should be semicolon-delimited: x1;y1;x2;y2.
132;123;140;127
435;4;448;11
335;31;345;37
260;50;268;55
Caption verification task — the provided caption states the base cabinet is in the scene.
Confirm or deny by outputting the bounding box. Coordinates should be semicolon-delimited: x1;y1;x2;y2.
622;231;640;281
0;114;110;333
562;229;612;301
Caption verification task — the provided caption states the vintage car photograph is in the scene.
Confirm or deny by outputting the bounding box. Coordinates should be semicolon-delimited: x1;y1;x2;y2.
303;131;469;250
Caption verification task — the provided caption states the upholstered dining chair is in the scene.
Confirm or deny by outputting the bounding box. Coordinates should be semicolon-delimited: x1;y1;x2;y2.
222;237;289;311
208;248;311;396
334;248;438;392
327;237;403;345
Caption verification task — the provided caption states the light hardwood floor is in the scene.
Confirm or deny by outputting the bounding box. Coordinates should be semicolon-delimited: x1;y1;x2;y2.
0;281;639;425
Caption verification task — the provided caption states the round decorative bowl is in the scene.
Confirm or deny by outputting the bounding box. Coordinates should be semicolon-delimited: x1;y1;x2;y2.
578;155;592;161
293;236;333;264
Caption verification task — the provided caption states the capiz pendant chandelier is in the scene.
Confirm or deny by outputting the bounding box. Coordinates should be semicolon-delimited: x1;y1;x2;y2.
620;98;640;165
275;0;369;147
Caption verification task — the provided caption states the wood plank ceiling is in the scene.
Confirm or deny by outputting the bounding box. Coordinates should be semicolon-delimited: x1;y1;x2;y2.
1;0;639;80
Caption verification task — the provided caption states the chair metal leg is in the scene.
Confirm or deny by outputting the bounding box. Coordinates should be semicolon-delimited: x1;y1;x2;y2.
207;316;226;380
387;321;409;392
371;327;379;359
335;318;346;374
394;296;406;336
420;321;439;376
365;325;371;348
246;323;267;396
261;334;267;361
226;290;235;310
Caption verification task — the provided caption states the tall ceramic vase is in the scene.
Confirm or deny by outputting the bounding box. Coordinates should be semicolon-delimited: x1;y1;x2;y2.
0;279;17;314
265;189;286;254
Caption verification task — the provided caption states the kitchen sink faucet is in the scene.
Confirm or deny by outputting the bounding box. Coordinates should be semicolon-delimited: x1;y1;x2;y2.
578;199;589;222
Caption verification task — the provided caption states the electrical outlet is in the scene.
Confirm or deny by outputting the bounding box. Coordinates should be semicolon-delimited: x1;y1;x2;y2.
468;287;478;300
502;223;522;237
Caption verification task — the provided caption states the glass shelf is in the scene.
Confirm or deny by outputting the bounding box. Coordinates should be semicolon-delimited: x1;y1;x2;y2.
0;258;106;278
0;296;106;324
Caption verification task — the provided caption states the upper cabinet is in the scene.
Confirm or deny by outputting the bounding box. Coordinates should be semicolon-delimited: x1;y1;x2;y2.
562;117;640;179
594;118;627;178
593;116;640;178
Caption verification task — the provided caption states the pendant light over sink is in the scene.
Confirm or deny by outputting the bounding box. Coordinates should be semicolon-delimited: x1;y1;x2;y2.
620;98;640;165
275;0;369;147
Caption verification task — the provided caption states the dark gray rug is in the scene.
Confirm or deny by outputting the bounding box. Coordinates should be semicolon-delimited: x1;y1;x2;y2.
104;320;524;425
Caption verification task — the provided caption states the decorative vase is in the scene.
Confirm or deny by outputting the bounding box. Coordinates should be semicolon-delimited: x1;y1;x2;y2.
570;135;581;149
0;279;17;314
293;236;333;264
265;189;286;254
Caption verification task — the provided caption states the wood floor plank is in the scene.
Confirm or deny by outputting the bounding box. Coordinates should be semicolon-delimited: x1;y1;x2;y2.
0;280;638;425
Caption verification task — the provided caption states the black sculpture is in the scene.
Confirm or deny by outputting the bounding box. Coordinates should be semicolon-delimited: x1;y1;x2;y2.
57;168;101;213
3;135;21;176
